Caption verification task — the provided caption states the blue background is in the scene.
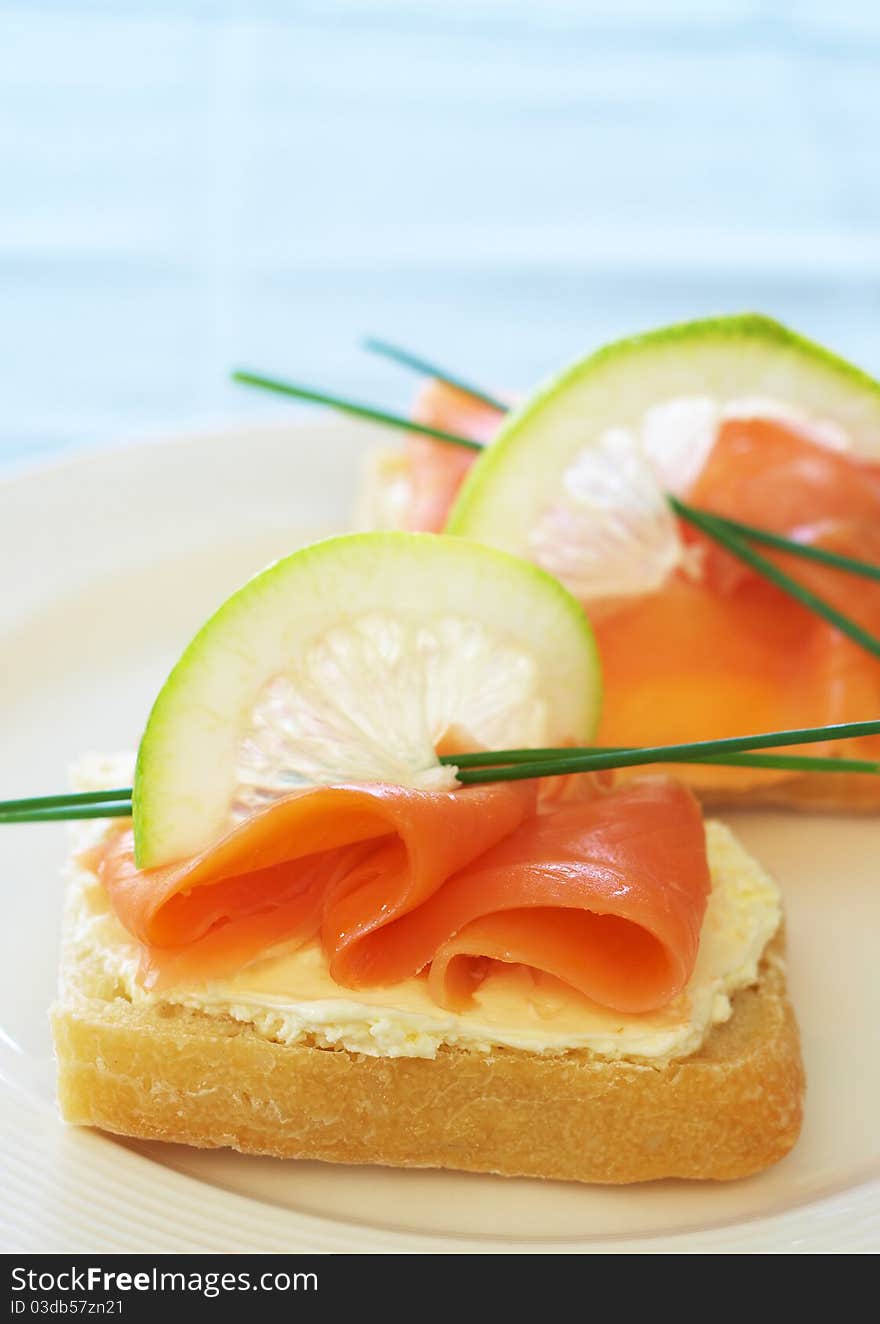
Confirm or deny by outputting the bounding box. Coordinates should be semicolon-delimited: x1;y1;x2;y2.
3;0;880;465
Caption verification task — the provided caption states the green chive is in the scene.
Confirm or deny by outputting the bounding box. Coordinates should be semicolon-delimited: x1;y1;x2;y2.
0;803;133;824
232;370;482;451
686;508;880;583
696;753;880;773
443;746;879;776
447;718;880;784
362;338;508;413
0;787;132;813
671;498;880;661
442;719;880;767
4;717;879;823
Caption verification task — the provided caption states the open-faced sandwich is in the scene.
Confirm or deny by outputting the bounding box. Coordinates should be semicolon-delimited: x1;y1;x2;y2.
358;316;880;812
47;533;805;1183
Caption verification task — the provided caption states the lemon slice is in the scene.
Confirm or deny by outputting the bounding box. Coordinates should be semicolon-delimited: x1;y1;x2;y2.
133;532;600;868
447;314;880;602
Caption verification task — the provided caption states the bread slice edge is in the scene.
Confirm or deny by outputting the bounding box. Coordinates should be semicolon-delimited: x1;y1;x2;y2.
51;926;804;1185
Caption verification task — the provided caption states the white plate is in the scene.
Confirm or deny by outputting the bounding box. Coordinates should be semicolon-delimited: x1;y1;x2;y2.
1;422;878;1254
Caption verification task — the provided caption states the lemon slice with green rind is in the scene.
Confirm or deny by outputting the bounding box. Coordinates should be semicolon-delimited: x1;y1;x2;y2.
447;314;880;603
133;532;600;868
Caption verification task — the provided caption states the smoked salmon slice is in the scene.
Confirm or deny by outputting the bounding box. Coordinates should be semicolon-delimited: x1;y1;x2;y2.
404;380;504;532
599;422;880;780
98;778;710;1015
100;780;534;990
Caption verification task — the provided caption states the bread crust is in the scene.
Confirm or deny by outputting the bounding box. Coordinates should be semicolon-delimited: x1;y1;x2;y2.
612;765;880;813
699;771;880;813
51;928;804;1185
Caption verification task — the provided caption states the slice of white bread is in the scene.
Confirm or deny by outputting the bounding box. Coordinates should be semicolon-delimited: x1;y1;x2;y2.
52;912;804;1185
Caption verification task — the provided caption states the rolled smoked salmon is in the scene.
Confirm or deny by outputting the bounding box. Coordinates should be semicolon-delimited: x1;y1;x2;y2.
98;778;710;1015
